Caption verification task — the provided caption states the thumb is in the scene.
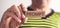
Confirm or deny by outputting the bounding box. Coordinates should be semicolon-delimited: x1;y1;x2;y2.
5;17;12;28
6;17;12;24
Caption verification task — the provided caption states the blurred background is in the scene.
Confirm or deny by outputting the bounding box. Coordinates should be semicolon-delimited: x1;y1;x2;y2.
0;0;60;21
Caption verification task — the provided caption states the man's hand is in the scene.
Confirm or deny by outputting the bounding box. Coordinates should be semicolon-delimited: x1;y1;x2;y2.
0;4;27;28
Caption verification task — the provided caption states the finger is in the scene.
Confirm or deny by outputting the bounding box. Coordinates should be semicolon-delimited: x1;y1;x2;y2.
1;11;9;23
7;12;21;23
19;3;27;12
18;6;27;23
9;5;21;17
21;13;28;23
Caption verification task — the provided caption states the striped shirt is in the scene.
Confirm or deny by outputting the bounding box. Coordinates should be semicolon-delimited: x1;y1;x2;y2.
19;7;60;28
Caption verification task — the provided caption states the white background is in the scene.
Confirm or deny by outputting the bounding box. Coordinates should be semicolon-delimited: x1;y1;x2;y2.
0;0;60;21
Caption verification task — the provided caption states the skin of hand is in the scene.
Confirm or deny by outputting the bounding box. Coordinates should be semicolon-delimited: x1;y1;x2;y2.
0;4;27;28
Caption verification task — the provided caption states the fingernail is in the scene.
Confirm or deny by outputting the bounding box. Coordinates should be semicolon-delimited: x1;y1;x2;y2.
16;17;21;23
22;14;25;18
19;20;21;23
18;19;21;23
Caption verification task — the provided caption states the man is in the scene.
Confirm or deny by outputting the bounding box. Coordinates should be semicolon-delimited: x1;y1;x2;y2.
0;0;60;28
